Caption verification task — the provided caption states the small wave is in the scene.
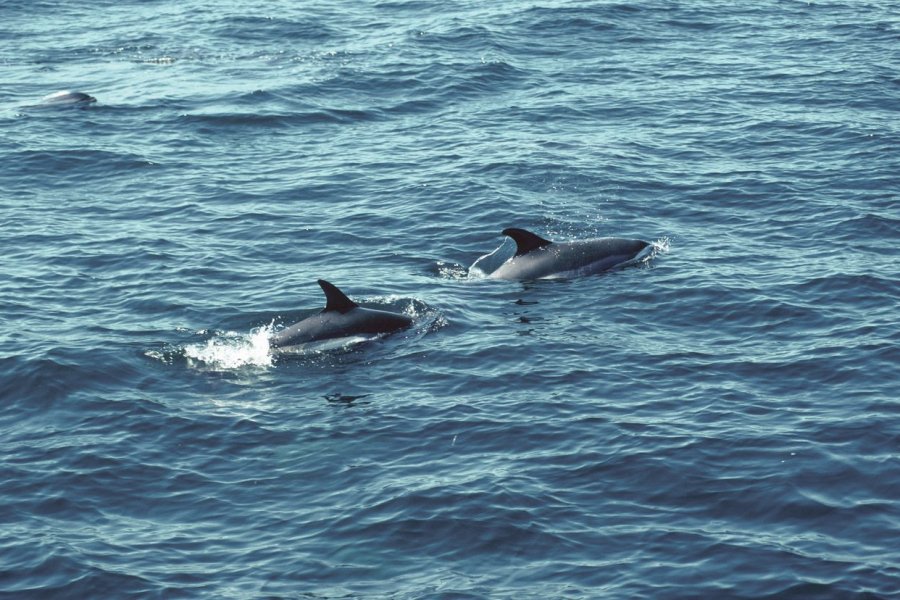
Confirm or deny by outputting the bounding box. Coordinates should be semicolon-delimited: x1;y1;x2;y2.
212;15;338;43
179;109;377;129
16;149;155;174
828;212;900;242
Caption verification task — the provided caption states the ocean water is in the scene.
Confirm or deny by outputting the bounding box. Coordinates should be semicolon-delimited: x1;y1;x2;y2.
1;0;899;597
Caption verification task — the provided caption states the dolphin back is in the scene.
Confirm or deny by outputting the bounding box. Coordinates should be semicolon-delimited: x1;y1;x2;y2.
490;229;651;280
270;280;413;350
40;91;97;105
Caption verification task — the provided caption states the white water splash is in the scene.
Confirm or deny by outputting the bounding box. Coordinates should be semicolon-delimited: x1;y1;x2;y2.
183;324;274;370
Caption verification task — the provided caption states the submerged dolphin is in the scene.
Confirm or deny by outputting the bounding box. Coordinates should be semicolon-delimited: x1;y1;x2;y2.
486;228;651;280
38;90;97;106
269;280;412;351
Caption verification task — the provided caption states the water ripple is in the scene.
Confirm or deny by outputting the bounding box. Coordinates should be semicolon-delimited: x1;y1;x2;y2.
2;0;898;597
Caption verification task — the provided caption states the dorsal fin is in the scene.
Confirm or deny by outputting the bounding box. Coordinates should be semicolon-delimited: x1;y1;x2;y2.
318;279;358;313
502;228;553;256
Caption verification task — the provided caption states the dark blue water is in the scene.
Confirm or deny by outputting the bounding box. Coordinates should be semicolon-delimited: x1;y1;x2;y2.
2;1;899;598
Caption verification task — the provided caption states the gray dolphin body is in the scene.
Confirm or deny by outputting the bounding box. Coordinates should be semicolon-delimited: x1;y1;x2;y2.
269;280;412;351
38;90;97;106
487;228;651;280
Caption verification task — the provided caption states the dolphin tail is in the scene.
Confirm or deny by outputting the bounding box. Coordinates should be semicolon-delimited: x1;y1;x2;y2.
502;228;553;256
318;280;358;314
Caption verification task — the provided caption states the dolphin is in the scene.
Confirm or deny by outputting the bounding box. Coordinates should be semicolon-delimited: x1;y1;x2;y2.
269;280;412;351
38;91;97;106
23;91;97;110
486;228;651;280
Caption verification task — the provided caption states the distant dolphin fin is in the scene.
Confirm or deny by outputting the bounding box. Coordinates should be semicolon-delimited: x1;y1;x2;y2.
502;228;553;256
318;280;358;314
